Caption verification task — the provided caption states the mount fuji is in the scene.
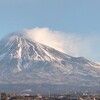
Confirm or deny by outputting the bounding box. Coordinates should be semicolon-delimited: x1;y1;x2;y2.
0;33;100;92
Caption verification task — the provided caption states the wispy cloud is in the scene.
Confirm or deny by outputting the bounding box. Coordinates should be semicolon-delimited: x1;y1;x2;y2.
24;27;79;56
24;27;100;61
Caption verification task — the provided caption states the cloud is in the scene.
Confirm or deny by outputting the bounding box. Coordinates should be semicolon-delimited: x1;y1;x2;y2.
24;27;79;56
24;27;100;60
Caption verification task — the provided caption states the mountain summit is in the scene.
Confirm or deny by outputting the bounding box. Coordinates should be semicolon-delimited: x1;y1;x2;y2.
0;33;100;87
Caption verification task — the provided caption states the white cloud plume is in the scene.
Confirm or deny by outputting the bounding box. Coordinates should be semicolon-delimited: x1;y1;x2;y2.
24;27;100;60
25;28;78;56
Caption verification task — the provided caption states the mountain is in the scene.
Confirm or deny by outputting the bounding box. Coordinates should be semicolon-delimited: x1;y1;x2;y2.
0;33;100;92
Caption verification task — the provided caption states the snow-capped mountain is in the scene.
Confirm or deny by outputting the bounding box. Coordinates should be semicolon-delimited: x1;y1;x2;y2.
0;33;100;86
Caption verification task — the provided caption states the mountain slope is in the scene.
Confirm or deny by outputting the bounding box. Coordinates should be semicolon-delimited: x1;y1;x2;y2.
0;34;100;86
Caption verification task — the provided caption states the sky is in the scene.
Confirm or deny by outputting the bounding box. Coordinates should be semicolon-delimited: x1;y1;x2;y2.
0;0;100;62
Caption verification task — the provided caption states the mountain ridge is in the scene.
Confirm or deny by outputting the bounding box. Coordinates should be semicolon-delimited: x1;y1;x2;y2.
0;33;99;87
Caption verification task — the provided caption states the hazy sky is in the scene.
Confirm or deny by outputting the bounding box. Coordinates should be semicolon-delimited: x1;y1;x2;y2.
0;0;100;62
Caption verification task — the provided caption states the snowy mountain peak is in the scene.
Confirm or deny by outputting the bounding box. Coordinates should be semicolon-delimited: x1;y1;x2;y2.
0;33;72;72
6;33;70;61
0;33;100;86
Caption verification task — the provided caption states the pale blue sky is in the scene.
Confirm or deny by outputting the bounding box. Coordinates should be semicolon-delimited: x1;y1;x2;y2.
0;0;100;62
